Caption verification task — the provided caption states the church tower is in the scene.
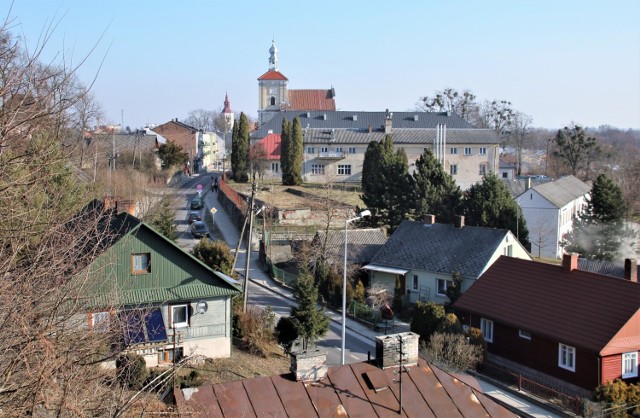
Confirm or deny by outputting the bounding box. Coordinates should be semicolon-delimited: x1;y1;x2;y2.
257;40;289;126
222;92;234;135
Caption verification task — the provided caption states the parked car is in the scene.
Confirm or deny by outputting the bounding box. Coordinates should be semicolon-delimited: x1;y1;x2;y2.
190;221;209;239
187;211;202;224
190;197;203;210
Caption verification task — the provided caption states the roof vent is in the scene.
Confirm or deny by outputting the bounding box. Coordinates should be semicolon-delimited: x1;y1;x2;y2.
322;114;327;120
353;115;358;121
413;115;419;122
306;112;310;118
267;129;273;134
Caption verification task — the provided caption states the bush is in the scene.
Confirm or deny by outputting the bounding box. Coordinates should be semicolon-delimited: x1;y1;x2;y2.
436;313;462;334
467;327;487;358
275;316;298;353
116;353;148;390
595;379;640;417
235;306;277;357
410;301;445;343
422;332;483;373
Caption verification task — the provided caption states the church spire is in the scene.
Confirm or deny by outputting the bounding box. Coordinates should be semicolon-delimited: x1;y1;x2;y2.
223;92;232;114
268;39;278;71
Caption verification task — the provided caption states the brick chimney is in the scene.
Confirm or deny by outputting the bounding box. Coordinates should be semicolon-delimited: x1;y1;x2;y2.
455;215;465;228
384;111;392;134
290;349;327;381
422;214;435;225
375;332;419;369
117;199;137;217
103;196;118;212
624;258;638;283
562;253;578;272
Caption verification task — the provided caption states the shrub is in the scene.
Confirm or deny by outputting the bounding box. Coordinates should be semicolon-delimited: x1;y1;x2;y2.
235;306;277;357
410;301;445;343
595;379;640;417
423;332;483;373
275;316;298;353
116;353;148;390
467;327;487;358
436;313;462;334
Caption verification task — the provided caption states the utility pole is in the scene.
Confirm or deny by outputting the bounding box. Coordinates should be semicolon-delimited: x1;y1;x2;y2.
242;173;257;312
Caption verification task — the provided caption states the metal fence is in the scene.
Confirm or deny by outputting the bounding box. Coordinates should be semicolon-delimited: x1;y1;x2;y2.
265;257;298;287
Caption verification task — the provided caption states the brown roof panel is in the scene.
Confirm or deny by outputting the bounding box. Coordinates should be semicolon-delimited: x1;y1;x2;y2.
351;362;399;417
380;363;437;418
213;380;257;418
476;391;518;418
287;89;336;111
430;365;490;417
174;385;223;417
242;376;287;417
409;362;463;418
305;378;345;418
327;364;378;418
271;374;320;418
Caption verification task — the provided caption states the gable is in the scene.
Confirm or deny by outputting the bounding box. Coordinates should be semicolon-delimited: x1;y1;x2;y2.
601;309;640;356
530;175;590;208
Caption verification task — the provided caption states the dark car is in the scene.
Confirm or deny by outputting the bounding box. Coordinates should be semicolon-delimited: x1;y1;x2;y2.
190;221;209;239
190;197;203;210
187;211;202;224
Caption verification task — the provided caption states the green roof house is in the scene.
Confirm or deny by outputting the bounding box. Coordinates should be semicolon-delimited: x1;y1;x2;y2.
80;198;241;367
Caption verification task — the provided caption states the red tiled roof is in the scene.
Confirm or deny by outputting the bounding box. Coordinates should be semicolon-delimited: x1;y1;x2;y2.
257;70;288;81
175;358;516;417
250;133;280;160
286;89;336;111
454;256;640;353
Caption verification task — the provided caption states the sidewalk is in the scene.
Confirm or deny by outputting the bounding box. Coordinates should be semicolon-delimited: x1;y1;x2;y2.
197;173;565;418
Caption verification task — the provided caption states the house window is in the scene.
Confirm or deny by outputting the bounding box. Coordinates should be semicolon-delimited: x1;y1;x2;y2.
479;164;487;175
90;311;110;333
170;304;189;328
450;164;457;175
502;172;508;179
450;147;458;154
158;347;184;364
336;147;343;153
270;96;276;106
321;147;328;153
412;275;418;290
558;343;576;371
436;278;453;296
464;147;472;155
481;318;494;343
348;147;356;154
519;330;532;340
132;253;151;274
311;164;325;175
503;245;513;256
337;165;352;175
479;147;487;155
623;352;638;378
271;162;279;173
306;147;315;154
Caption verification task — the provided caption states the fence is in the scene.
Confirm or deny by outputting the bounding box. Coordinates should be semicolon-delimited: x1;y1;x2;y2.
480;361;582;415
265;257;298;287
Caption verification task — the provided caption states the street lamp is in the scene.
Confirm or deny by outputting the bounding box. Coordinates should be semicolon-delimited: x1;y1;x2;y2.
342;209;371;365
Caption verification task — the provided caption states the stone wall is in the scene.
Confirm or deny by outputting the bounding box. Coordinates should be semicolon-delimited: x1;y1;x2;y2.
290;349;327;381
375;332;419;369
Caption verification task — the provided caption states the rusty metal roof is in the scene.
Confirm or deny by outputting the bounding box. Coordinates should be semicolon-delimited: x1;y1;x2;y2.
175;359;516;417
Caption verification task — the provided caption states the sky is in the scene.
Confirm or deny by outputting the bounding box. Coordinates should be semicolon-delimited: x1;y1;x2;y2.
5;0;640;131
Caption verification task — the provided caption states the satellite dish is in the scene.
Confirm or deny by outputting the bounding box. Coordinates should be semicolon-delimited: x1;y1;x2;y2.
196;300;208;314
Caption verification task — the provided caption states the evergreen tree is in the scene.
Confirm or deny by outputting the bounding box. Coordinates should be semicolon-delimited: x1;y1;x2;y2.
462;173;529;247
386;148;415;231
290;116;304;185
233;113;250;182
290;269;330;350
191;239;235;275
157;140;188;169
145;197;178;241
361;138;390;226
280;118;292;185
562;174;630;260
411;149;462;224
230;120;240;178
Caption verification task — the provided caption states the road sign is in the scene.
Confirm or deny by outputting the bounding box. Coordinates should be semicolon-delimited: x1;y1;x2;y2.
210;207;218;215
196;184;203;191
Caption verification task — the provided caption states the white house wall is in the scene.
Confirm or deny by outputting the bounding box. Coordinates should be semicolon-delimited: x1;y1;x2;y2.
517;189;560;259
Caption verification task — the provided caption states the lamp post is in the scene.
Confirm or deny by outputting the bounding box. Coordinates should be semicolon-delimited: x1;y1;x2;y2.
342;209;371;365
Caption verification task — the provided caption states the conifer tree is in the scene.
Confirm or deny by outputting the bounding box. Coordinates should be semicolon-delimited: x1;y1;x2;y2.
230;120;240;179
412;149;462;224
361;135;399;228
233;112;250;182
280;118;292;185
290;116;304;185
290;269;330;350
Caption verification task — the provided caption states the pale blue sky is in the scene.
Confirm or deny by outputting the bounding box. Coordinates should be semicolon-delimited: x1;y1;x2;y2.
6;0;640;130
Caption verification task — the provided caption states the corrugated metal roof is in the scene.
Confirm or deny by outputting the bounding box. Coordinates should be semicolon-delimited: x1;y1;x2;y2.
578;258;640;279
529;175;590;208
301;127;500;145
454;256;640;352
314;228;387;264
175;358;516;417
369;220;517;278
251;133;281;160
286;89;336;111
253;110;474;139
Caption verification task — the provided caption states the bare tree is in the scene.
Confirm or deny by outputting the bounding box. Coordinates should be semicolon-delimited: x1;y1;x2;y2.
507;112;533;176
183;108;220;132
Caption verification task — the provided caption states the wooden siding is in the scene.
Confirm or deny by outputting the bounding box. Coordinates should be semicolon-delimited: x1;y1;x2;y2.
602;353;640;386
467;314;601;390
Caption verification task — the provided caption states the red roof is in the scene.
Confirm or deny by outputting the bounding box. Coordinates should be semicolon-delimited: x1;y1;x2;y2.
286;89;336;111
454;256;640;354
250;133;281;160
222;93;232;114
257;70;288;81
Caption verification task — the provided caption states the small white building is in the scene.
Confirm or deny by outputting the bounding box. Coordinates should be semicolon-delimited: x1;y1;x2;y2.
516;175;590;259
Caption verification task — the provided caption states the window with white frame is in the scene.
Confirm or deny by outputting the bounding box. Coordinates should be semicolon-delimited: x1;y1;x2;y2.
558;343;576;371
336;147;343;153
464;147;472;155
519;330;532;340
348;147;356;154
337;165;351;175
479;164;487;175
450;164;457;175
271;162;279;173
90;311;110;333
132;253;151;274
412;275;418;290
306;147;315;154
436;278;453;296
311;164;325;175
479;147;487;155
623;352;638;378
450;147;458;154
503;245;513;256
481;318;494;343
170;304;189;328
321;146;328;153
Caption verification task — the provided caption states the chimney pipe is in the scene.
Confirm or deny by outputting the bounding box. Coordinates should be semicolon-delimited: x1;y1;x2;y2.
562;253;578;272
423;214;435;225
455;215;465;228
290;349;327;381
624;259;638;282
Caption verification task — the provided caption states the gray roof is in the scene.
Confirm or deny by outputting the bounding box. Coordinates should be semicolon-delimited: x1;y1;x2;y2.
369;220;511;278
302;127;500;145
501;178;551;198
87;133;159;154
314;228;387;264
578;258;640;279
523;175;590;208
253;110;473;138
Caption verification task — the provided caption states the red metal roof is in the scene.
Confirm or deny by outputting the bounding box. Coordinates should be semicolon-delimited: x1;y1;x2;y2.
250;133;281;160
257;70;288;81
287;89;336;111
175;359;516;417
454;256;640;353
